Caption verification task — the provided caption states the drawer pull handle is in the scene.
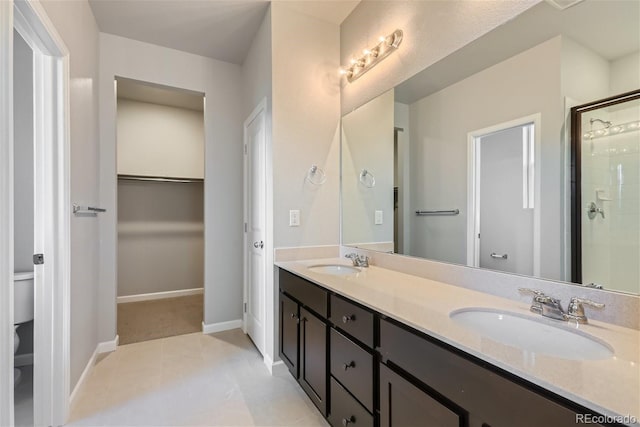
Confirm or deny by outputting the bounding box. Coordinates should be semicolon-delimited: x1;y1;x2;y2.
290;313;299;324
342;416;356;426
343;361;356;371
342;314;355;323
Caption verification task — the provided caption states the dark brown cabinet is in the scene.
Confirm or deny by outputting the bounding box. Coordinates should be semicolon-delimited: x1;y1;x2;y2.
379;363;461;427
299;307;327;415
279;271;329;416
278;268;613;427
279;292;299;376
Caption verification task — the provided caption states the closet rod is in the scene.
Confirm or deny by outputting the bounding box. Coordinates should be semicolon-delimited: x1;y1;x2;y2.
118;174;204;184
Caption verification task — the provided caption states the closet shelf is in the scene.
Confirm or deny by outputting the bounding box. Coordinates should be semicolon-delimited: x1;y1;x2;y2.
118;174;204;183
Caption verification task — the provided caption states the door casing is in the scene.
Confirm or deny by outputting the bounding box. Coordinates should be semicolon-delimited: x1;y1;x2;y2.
0;1;71;426
466;113;541;277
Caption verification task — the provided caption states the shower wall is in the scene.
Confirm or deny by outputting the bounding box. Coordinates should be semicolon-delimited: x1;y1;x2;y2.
581;101;640;294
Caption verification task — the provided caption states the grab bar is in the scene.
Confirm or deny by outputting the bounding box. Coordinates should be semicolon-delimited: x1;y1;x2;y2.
415;209;459;216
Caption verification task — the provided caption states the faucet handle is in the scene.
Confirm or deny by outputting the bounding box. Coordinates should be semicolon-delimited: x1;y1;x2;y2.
566;297;605;324
345;253;357;259
519;288;547;314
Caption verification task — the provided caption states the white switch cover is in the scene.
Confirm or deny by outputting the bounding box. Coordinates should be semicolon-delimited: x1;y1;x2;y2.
375;210;383;225
289;210;300;227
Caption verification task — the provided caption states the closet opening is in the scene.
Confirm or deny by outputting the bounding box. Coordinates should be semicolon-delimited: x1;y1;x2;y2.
115;77;205;345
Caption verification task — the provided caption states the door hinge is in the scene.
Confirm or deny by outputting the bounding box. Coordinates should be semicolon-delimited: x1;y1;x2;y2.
244;302;247;313
33;254;44;265
244;144;247;155
244;222;247;232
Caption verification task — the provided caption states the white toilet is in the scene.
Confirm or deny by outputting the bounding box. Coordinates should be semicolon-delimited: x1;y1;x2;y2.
14;271;34;387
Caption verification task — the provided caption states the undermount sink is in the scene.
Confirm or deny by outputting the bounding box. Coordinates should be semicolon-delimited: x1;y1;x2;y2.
450;308;614;361
307;264;361;276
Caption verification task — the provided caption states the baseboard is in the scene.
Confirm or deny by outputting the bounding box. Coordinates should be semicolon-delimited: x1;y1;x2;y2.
14;352;33;367
202;319;243;334
117;287;204;304
69;347;98;407
263;354;287;376
96;335;119;353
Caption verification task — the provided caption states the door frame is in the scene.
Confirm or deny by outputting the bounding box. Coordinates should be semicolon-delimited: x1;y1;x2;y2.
242;98;268;354
0;1;71;426
466;113;541;277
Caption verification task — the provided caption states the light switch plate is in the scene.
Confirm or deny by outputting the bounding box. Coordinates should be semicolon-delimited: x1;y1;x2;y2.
289;210;300;227
375;210;383;225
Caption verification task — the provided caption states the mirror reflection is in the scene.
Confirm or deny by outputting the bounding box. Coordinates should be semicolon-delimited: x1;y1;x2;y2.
341;0;640;295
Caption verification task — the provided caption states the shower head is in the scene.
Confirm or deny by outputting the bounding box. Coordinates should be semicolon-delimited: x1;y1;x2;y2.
590;118;612;128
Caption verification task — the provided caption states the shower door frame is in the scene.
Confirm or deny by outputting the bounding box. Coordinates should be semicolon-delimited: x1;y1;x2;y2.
570;89;640;284
0;1;71;426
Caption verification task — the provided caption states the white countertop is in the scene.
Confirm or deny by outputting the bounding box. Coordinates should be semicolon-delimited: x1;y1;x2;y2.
276;258;640;425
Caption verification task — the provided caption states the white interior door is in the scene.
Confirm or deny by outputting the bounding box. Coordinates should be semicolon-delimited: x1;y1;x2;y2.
477;124;535;275
244;104;266;355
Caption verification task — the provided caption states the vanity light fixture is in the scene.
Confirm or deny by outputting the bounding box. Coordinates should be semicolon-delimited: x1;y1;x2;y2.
340;29;403;83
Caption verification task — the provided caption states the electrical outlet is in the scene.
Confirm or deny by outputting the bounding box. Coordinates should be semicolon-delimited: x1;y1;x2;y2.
289;210;300;227
375;210;383;225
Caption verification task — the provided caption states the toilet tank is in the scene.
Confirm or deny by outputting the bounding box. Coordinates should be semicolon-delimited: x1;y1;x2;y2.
14;271;34;325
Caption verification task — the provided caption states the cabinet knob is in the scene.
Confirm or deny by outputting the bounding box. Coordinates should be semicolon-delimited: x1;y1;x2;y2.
290;313;299;324
342;314;355;323
342;416;356;426
343;361;356;371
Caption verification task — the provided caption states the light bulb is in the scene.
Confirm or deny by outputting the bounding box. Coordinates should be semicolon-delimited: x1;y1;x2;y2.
363;49;371;55
379;36;386;43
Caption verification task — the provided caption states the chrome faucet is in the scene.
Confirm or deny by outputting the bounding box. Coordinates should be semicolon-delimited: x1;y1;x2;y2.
519;288;604;324
345;253;370;267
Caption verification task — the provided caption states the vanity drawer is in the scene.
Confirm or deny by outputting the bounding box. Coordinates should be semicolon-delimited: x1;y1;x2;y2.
330;328;373;411
330;294;374;348
328;377;373;427
379;318;583;427
279;269;328;318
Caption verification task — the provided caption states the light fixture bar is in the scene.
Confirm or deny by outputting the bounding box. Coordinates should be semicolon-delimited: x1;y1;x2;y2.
341;29;403;83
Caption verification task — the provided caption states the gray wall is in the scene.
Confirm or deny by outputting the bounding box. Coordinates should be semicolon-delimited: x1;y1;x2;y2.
39;0;102;390
340;0;539;114
99;33;245;338
13;30;33;274
117;181;204;296
13;30;34;356
407;37;563;280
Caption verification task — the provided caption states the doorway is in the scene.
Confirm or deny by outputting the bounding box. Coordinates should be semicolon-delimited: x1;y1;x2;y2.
467;115;541;276
115;78;205;345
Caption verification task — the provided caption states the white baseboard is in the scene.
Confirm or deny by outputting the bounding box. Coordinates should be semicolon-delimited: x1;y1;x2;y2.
117;287;203;304
14;352;33;367
202;319;243;334
263;354;286;376
71;335;119;406
96;335;119;353
69;347;98;407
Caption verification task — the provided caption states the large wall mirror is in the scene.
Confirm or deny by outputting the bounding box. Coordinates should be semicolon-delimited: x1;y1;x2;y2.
341;0;640;295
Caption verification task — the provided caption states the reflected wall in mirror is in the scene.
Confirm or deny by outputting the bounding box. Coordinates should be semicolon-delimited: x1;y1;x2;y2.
341;0;640;295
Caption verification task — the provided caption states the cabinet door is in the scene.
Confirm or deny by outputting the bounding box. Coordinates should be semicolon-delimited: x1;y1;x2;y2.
300;307;328;415
380;363;461;427
280;292;299;378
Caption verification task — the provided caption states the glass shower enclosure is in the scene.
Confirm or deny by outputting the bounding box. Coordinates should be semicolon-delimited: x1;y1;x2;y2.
571;90;640;294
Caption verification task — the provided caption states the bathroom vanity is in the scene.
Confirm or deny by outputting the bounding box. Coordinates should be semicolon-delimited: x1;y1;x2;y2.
276;261;639;427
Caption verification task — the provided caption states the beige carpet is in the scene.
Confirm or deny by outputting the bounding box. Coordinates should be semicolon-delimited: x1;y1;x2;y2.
117;294;203;345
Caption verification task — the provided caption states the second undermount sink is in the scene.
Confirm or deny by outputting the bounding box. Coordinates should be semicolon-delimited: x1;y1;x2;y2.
450;308;614;361
307;264;361;276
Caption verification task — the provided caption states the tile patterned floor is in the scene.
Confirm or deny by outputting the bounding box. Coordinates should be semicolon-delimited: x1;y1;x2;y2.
67;329;329;427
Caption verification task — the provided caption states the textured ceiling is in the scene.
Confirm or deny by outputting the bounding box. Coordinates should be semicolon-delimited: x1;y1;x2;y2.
89;0;360;64
89;0;270;64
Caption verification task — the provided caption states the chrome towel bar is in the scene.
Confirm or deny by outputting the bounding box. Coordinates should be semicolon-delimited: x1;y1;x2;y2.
73;204;106;215
415;209;459;216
